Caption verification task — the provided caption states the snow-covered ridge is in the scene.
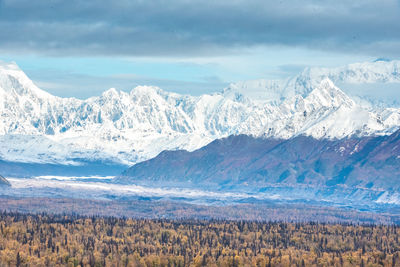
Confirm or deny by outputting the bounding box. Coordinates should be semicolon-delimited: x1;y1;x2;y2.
0;60;399;165
226;59;400;105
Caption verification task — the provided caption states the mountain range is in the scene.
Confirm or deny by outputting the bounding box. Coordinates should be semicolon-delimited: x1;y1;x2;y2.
116;130;400;205
1;59;399;170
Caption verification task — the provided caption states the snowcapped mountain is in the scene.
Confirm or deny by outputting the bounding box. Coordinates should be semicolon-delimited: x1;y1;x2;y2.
0;60;399;166
227;59;400;106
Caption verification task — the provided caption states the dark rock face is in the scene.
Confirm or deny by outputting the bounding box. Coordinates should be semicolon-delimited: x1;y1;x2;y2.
0;175;11;187
115;130;400;195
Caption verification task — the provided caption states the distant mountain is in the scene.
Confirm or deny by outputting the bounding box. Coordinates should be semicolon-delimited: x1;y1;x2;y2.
115;130;400;205
0;60;399;167
227;59;400;106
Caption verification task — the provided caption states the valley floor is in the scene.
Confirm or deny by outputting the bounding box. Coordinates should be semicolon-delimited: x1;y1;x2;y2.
1;176;400;224
0;196;399;224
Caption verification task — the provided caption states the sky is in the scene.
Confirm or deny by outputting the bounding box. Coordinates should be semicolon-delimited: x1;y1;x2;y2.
0;0;399;99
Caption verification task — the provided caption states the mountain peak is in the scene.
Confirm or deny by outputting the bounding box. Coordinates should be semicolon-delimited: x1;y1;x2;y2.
102;87;120;97
0;60;53;99
319;77;335;88
0;60;20;71
306;78;354;108
130;85;165;96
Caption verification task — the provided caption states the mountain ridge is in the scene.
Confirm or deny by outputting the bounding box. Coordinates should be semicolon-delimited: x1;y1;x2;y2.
0;60;399;166
115;129;400;205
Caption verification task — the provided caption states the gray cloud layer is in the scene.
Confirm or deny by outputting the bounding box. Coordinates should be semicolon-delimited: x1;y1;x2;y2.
0;0;399;57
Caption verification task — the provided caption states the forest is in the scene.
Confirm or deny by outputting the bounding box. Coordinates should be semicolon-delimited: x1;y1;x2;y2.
0;212;399;266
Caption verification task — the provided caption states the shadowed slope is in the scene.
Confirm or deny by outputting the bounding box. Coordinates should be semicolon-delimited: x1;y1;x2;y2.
115;130;400;204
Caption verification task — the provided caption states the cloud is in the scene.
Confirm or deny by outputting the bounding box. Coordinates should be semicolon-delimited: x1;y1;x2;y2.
0;0;399;57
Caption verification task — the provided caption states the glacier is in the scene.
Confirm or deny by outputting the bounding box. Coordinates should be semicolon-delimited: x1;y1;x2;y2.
0;59;400;167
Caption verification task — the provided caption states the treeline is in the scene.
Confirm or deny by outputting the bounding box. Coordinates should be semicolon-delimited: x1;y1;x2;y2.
0;212;399;266
1;197;398;224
